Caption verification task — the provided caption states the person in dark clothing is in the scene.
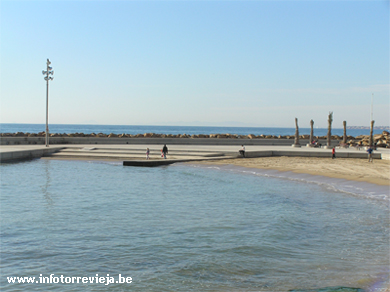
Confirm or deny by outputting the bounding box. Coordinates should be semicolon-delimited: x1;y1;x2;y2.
162;144;168;159
367;147;373;162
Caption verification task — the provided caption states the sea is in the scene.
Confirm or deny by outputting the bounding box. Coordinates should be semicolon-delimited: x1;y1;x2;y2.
1;124;389;291
0;123;387;137
1;159;389;291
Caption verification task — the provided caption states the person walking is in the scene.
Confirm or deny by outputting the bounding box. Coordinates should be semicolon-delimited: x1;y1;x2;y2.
162;144;168;159
146;148;150;160
239;145;245;158
332;147;336;159
367;147;373;162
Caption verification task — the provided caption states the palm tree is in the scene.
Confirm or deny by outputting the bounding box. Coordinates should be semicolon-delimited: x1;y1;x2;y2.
327;112;333;148
343;121;347;145
369;120;375;147
293;118;301;147
309;119;314;146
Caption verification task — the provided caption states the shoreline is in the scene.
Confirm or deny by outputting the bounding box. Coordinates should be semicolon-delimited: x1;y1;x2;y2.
192;157;390;186
2;144;389;186
43;155;390;188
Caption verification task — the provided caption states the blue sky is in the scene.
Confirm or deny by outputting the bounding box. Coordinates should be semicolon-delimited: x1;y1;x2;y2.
1;0;389;128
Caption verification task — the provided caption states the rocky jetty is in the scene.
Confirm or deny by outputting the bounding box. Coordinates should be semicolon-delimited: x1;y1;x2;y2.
350;130;389;148
1;131;389;148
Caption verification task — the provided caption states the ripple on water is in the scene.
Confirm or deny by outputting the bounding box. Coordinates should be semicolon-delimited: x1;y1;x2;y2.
0;159;389;291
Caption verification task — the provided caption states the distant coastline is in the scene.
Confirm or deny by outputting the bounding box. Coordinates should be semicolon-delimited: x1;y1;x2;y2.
347;126;390;130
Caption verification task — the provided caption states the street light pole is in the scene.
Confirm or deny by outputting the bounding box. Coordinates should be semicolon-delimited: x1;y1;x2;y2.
42;59;54;147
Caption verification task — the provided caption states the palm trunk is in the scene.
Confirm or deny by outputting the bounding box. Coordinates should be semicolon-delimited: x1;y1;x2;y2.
369;120;375;147
292;118;301;147
343;121;347;144
310;119;314;144
327;112;333;148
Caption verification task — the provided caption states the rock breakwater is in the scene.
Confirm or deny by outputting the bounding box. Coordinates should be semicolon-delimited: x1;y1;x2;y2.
1;131;389;147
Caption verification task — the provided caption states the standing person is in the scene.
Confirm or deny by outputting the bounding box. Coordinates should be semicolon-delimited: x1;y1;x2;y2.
162;144;168;159
332;147;336;159
367;147;373;162
239;145;245;158
146;148;150;160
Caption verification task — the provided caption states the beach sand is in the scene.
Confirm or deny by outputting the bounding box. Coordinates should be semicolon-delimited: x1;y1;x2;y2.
196;156;390;186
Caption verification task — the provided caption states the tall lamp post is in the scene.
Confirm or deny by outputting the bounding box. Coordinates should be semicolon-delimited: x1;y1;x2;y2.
42;59;54;147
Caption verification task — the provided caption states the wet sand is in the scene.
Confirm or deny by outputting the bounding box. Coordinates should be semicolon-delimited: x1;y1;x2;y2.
196;156;390;186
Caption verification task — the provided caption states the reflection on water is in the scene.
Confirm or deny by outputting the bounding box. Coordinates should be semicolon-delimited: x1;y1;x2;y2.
0;159;389;291
41;159;54;208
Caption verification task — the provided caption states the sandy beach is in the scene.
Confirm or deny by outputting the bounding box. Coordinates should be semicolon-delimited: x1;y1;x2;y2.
196;156;390;186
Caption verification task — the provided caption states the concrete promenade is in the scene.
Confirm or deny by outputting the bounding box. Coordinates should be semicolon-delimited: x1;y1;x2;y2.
0;143;385;164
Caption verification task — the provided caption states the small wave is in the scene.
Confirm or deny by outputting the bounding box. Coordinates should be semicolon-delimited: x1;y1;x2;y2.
186;163;390;206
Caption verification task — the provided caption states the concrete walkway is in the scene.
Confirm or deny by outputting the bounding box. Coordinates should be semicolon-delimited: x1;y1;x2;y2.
1;144;386;164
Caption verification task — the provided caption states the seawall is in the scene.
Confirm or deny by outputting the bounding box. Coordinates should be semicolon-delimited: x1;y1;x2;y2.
0;146;64;163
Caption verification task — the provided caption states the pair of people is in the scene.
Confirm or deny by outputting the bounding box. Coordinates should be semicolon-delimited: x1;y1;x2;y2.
146;144;168;159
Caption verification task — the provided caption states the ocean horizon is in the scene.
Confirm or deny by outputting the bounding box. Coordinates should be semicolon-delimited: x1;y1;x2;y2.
0;123;386;137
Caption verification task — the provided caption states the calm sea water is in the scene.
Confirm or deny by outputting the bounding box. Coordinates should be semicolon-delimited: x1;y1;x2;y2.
0;123;385;137
1;159;389;291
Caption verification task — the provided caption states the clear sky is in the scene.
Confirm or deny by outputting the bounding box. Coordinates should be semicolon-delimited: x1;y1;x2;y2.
1;0;389;128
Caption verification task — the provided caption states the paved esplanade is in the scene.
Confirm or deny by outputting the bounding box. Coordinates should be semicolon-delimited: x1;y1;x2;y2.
0;144;386;164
